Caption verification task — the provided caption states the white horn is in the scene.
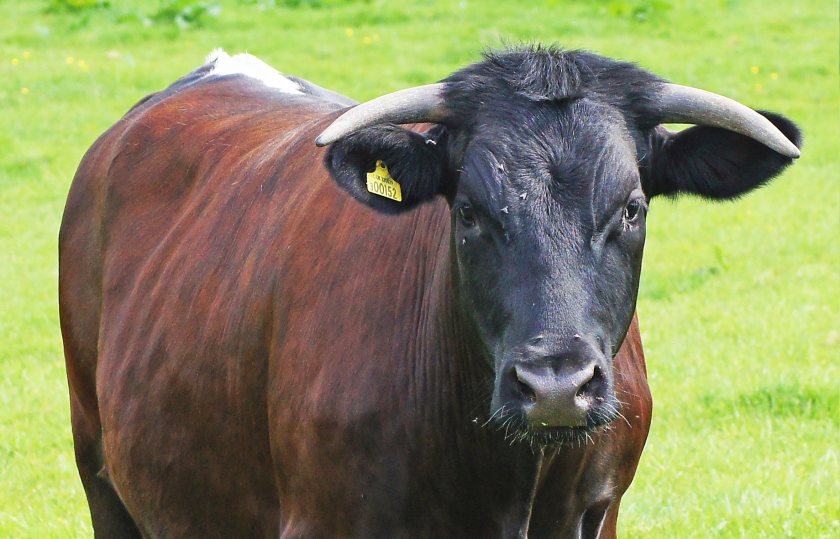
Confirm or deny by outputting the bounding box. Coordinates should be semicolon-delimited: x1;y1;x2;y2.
653;83;800;158
316;83;448;147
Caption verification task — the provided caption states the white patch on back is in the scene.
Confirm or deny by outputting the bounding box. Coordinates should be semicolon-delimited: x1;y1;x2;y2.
204;49;303;94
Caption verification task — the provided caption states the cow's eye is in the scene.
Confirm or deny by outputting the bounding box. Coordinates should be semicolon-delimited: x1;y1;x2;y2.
623;199;643;224
458;204;477;227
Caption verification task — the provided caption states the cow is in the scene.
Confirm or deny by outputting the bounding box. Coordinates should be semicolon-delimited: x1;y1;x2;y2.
59;46;800;538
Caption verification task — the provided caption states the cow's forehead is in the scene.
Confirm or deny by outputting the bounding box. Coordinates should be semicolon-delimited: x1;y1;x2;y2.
458;98;640;214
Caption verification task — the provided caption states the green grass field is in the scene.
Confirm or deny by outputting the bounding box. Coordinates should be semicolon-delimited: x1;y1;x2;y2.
1;0;837;536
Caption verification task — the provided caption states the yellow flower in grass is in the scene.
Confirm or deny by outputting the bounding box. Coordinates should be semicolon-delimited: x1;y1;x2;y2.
362;35;373;45
20;87;30;95
344;28;354;37
22;51;31;59
66;56;74;65
750;65;760;75
78;59;89;71
11;58;19;65
770;72;779;80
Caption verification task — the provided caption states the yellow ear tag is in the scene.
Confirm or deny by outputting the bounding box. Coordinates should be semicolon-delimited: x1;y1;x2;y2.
366;160;402;202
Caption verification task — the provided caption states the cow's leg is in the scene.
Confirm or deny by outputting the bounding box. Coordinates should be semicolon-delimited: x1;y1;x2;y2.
595;501;620;539
70;391;140;538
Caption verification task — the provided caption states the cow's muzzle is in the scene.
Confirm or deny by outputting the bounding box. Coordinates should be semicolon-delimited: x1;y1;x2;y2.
491;335;617;433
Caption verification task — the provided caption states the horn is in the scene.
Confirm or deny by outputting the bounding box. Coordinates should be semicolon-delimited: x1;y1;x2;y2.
652;83;800;158
315;83;448;146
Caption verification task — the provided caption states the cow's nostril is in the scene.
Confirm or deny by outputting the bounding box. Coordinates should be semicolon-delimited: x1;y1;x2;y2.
514;370;537;404
576;365;605;400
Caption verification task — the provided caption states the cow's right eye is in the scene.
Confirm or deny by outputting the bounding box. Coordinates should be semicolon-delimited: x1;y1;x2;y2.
458;204;477;227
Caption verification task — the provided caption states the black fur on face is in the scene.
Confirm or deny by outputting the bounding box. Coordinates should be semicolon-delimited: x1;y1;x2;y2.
447;96;647;436
323;45;801;444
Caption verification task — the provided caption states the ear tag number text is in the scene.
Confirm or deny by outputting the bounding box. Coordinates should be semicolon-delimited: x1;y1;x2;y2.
366;160;402;202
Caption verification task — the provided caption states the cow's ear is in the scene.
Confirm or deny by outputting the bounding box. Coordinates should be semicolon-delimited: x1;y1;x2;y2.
324;125;446;214
642;111;802;200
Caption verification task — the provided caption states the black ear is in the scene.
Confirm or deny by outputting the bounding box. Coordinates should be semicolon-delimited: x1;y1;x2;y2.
642;111;802;200
324;124;447;214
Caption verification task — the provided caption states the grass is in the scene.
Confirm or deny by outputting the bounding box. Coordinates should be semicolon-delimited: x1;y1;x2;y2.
1;0;837;536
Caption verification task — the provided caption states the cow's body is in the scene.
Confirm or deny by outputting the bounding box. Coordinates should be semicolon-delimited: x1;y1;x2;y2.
61;47;799;538
60;65;650;538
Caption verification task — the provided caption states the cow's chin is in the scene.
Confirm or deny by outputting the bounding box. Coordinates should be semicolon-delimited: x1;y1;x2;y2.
488;397;621;449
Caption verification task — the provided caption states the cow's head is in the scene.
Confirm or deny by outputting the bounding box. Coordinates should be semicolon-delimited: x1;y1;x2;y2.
318;48;800;446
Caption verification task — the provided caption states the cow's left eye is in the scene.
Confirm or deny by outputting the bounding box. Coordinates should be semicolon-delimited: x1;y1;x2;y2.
623;199;643;224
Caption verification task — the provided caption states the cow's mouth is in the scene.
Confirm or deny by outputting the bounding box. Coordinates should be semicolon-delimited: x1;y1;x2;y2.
487;396;620;448
521;423;611;448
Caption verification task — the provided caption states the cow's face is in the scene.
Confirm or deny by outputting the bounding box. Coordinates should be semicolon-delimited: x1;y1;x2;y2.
322;48;800;445
448;99;645;443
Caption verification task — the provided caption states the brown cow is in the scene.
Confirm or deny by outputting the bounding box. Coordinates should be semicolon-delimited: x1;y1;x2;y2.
59;47;799;537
